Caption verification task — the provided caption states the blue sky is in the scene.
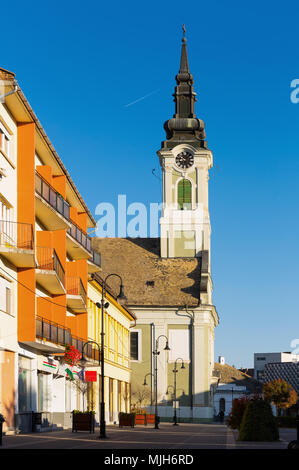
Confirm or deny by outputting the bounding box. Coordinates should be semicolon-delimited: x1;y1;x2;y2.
2;0;299;368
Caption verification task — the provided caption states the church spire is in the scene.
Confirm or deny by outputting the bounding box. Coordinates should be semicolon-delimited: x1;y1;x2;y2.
174;25;196;119
178;24;190;75
162;26;207;148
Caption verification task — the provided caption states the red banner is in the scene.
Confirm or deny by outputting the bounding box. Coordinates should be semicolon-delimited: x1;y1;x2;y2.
85;371;97;382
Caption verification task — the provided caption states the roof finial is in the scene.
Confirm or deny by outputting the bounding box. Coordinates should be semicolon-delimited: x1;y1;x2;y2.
182;24;186;43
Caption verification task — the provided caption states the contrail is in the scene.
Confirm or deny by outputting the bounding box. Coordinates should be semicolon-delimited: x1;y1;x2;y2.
124;89;160;107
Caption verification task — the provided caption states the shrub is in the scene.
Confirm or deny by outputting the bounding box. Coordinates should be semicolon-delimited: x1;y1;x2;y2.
238;398;279;441
226;396;250;430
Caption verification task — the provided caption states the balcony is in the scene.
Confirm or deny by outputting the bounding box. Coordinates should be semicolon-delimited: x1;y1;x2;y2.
36;247;66;295
35;172;71;230
21;316;94;357
0;220;35;267
66;277;87;313
87;250;101;274
66;220;92;260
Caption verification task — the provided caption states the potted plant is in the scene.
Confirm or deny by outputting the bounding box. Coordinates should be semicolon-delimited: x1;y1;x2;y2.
119;412;135;427
72;410;95;433
64;345;81;366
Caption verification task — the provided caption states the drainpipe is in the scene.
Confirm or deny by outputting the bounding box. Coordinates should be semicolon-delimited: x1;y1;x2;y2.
0;79;18;101
176;306;194;412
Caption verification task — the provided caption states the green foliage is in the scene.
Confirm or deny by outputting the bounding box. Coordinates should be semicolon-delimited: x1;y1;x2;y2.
72;410;95;414
238;398;279;441
226;396;250;430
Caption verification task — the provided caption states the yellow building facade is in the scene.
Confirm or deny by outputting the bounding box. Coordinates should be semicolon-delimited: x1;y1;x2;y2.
87;276;134;424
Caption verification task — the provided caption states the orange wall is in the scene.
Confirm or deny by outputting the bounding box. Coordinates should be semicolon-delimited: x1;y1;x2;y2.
17;123;36;342
66;259;88;340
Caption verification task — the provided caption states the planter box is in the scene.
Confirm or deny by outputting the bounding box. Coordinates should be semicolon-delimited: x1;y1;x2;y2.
72;411;95;433
119;413;135;427
135;414;146;425
146;414;155;425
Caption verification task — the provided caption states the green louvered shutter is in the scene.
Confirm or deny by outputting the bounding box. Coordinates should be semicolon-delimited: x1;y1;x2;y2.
178;179;192;210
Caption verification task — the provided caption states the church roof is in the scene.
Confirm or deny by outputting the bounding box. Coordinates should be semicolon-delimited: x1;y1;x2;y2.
214;363;262;393
91;237;201;308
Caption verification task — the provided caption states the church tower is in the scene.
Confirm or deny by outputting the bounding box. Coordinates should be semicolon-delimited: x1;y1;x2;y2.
158;27;213;302
93;27;219;423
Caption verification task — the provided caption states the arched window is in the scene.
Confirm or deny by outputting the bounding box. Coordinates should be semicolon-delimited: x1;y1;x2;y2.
177;179;192;210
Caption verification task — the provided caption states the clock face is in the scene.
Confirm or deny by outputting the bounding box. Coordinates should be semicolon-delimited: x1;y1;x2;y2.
175;151;194;169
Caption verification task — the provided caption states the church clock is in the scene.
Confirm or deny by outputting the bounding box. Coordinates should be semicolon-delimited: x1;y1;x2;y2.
175;151;194;169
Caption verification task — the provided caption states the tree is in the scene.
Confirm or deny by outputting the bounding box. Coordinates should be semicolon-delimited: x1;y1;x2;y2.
131;384;151;412
238;398;279;442
263;379;298;416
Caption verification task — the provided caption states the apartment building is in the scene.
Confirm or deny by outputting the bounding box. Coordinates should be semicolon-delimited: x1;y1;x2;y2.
0;67;101;432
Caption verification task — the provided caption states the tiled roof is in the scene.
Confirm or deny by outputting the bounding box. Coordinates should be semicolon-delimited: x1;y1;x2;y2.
214;363;262;393
92;237;202;307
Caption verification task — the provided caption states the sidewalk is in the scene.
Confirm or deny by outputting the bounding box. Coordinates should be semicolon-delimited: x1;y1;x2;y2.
1;423;296;450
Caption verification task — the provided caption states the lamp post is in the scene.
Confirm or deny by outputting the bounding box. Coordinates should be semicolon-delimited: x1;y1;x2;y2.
152;334;170;429
95;273;126;439
172;358;185;425
79;340;101;433
143;373;154;410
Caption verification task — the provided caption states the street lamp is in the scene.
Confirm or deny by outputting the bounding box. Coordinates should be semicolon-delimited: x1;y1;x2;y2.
95;273;126;439
79;340;101;434
143;372;154;410
172;358;185;426
152;335;170;429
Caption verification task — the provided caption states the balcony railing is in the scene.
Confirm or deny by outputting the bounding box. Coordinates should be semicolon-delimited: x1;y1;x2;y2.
36;317;92;359
35;172;70;221
0;220;34;250
36;316;72;345
36;247;65;287
67;220;92;253
66;277;87;305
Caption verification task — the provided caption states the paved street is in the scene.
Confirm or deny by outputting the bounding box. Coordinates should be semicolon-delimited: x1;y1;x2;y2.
1;423;296;450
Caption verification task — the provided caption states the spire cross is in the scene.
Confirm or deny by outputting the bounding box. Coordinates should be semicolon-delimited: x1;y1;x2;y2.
182;24;186;42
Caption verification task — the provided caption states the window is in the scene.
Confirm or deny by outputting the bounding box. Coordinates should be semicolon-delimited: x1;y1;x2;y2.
130;331;140;361
257;357;266;361
0;275;13;315
177;179;192;210
0;126;11;158
168;329;190;361
38;372;49;412
6;287;11;314
18;356;32;412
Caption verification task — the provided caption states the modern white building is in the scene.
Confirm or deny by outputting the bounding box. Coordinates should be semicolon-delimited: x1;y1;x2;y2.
254;352;299;381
